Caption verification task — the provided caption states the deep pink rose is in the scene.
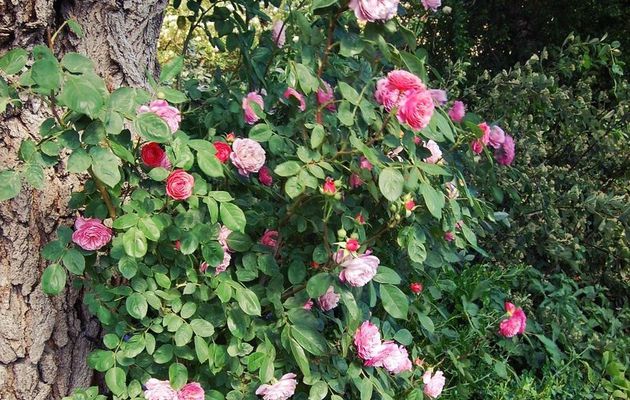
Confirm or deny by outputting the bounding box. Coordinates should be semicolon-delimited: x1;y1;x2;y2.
303;299;314;310
429;89;447;105
230;138;266;176
359;156;373;170
271;20;286;48
348;0;400;22
448;100;465;123
346;238;360;252
317;286;340;311
283;87;306;111
339;254;380;287
354;321;382;361
138;100;181;133
349;173;363;188
494;134;515;166
255;373;298;400
444;231;455;242
141;142;171;168
366;342;413;374
374;78;402;111
423;139;442;164
499;301;527;337
242;92;265;125
488;125;506;149
177;382;205;400
322;177;336;194
72;216;112;251
387;70;425;91
405;199;416;211
316;81;336;111
166;169;194;200
213;142;232;164
143;379;178;400
260;230;279;248
397;89;435;131
421;0;442;11
258;165;273;186
471;122;491;154
215;251;232;275
423;370;446;398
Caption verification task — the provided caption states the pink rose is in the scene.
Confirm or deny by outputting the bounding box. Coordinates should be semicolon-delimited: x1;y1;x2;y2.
405;199;416;211
303;299;314;310
387;70;425;91
470;122;491;154
366;342;412;374
397;89;435;131
429;89;447;105
72;216;112;251
421;0;442;11
346;238;360;252
488;125;506;149
230;138;266;176
348;0;400;22
317;286;340;311
448;100;465;123
199;261;208;273
316;81;336;111
260;229;279;248
499;301;526;337
143;379;178;400
339;254;380;287
258;165;273;186
349;173;363;188
354;321;382;361
271;20;286;48
255;373;298;400
322;177;336;194
166;169;194;200
218;225;232;250
374;78;402;111
494;134;515;166
178;382;205;400
423;370;446;398
242;92;265;125
215;251;232;275
283;87;306;111
444;231;455;242
138;100;181;133
359;156;373;171
423;139;442;164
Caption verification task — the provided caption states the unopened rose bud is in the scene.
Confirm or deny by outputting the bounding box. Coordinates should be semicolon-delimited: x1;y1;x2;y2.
337;228;347;238
442;6;452;14
410;282;423;294
346;238;360;252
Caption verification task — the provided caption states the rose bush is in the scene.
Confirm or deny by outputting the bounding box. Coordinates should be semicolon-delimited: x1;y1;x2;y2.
0;1;538;399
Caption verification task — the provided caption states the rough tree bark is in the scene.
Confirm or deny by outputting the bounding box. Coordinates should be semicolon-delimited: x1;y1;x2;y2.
0;1;167;399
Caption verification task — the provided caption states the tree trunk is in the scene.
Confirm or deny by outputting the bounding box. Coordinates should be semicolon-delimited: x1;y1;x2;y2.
0;1;167;399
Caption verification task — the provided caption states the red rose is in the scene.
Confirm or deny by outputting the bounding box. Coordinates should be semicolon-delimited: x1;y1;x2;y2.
166;169;194;200
258;165;273;186
213;142;232;164
322;177;336;194
141;142;170;168
410;282;423;294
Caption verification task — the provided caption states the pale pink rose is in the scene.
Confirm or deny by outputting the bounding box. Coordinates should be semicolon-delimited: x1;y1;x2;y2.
218;225;232;250
423;140;442;164
199;261;208;273
349;173;363;188
448;100;465;123
283;87;306;111
255;373;298;400
258;165;273;186
359;156;373;170
143;379;178;400
429;89;447;105
271;20;286;48
260;229;279;248
166;169;194;200
374;78;402;111
387;70;425;91
230;138;266;176
366;342;412;374
421;0;442;11
177;382;205;400
317;81;336;111
72;216;112;251
339;254;380;287
303;299;314;310
348;0;400;22
494;134;515;166
499;301;527;337
215;251;232;275
333;249;352;264
242;92;265;125
354;321;382;361
317;286;340;311
488;125;506;148
423;370;446;398
138;100;181;133
397;89;435;131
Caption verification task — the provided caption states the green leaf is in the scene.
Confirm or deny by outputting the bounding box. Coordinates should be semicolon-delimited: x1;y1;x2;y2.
338;82;360;105
89;147;121;188
274;161;302;177
41;264;66;295
226;231;252;252
112;214;139;230
291;325;328;356
419;183;445;219
306;273;333;298
105;367;126;397
0;170;21;201
148;167;170;181
126;292;148;319
159;56;184;82
118;257;138;279
169;363;188;390
24;164;44;189
284;176;304;198
190;319;215;337
310;125;325;148
88;350;115;372
194;336;209;363
138;217;161;242
174;323;193;346
289;339;311;379
134;112;172;143
0;48;28;74
31;59;61;91
66;19;84;37
380;284;408;319
248;123;274;142
58;74;105;118
312;0;338;11
378;168;404;201
393;329;413;345
309;381;328;400
417;313;434;333
337;100;354;126
153;344;174;364
220;203;246;233
400;51;427;82
122;335;145;358
62;248;85;275
373;266;401;285
61;53;93;74
158;87;188;104
123;227;147;258
67;148;92;173
198;151;224;178
360;377;373;400
234;287;261;316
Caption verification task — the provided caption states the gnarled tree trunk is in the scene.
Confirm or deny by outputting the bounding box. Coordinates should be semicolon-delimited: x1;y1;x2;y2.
0;1;167;398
